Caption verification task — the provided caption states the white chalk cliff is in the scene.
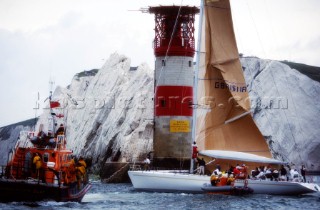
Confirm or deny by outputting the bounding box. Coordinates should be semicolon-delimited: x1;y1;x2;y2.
242;57;320;170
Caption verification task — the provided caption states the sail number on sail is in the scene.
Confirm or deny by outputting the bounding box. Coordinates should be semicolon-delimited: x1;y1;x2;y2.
214;81;247;93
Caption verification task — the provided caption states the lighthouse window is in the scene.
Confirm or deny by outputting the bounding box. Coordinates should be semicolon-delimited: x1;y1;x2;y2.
189;61;192;67
162;60;166;66
188;100;193;108
181;22;188;38
160;99;166;107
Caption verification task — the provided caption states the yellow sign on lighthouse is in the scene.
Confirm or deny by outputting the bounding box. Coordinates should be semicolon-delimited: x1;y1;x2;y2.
170;120;190;133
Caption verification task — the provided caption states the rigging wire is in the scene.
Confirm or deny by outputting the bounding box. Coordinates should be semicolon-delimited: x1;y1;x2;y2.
188;0;205;172
267;63;302;161
244;0;266;58
263;0;279;59
33;92;40;132
244;0;302;162
263;0;307;161
243;1;287;160
192;0;205;146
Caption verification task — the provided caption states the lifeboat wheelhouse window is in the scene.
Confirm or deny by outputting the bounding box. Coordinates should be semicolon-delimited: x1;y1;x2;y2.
43;153;49;163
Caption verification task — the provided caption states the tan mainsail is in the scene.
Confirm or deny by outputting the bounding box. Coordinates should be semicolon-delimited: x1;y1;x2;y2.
196;0;271;158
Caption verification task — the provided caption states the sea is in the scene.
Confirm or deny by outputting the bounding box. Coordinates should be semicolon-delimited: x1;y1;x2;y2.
0;181;319;210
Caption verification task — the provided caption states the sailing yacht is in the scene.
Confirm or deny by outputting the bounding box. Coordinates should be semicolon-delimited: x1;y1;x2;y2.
128;0;320;195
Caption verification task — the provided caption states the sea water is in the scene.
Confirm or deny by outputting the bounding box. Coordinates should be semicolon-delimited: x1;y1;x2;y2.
0;181;319;210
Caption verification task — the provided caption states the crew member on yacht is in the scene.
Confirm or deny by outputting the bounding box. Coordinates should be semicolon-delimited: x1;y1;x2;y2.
197;158;206;175
233;166;241;177
291;168;300;182
301;165;307;182
280;165;288;181
143;156;151;171
212;164;221;175
192;142;198;172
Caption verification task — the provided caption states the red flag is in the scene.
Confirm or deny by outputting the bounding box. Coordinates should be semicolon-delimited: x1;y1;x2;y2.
50;101;60;108
56;114;64;118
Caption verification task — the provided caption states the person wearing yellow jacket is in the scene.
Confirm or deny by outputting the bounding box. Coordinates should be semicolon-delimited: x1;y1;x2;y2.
33;153;42;181
76;157;87;189
62;157;76;185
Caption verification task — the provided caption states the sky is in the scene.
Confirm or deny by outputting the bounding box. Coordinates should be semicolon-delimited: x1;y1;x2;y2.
0;0;320;127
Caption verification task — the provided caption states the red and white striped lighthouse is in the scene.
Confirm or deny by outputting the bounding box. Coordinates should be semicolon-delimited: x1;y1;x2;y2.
149;6;199;167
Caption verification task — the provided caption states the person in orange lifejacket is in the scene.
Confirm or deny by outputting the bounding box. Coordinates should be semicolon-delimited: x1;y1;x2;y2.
76;157;87;188
78;157;87;174
62;157;76;185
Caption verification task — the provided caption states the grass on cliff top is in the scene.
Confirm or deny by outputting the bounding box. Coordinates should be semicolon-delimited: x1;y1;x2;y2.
280;60;320;82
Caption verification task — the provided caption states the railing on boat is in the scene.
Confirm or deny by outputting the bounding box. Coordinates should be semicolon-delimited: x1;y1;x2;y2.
0;164;60;184
1;163;90;189
128;163;190;173
306;171;320;184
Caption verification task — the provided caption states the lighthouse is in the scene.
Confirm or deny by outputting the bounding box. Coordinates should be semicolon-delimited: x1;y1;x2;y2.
149;6;199;168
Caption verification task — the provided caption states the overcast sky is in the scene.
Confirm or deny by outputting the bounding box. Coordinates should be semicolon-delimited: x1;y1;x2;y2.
0;0;319;127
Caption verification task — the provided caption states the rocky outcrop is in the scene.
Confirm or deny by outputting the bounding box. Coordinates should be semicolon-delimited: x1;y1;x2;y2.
242;57;320;169
0;118;36;165
39;53;154;176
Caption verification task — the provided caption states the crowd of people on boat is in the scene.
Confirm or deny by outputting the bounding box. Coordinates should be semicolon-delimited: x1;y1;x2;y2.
250;164;307;182
207;163;308;186
61;156;88;189
206;163;309;187
207;164;239;186
191;142;308;184
25;122;90;188
30;152;88;188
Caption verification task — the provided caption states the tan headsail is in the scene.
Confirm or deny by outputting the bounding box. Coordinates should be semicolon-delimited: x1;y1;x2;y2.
196;0;271;158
